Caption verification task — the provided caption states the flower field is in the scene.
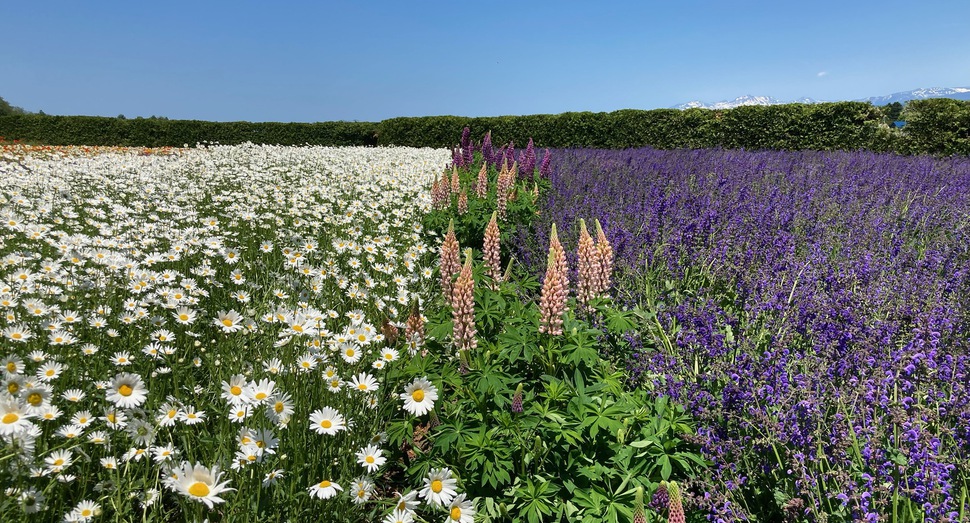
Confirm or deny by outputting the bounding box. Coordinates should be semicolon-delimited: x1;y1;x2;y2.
0;143;468;521
2;134;968;523
514;147;970;521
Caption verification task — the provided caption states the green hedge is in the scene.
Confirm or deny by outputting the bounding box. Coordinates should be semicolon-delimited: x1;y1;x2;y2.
2;100;968;155
0;115;378;147
375;102;889;151
898;98;970;155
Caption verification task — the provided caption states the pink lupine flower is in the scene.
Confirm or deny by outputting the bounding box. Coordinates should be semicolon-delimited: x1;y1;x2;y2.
475;162;489;199
439;220;461;299
538;224;568;336
451;249;477;352
594;219;613;295
457;189;468;215
483;211;502;283
576;219;601;309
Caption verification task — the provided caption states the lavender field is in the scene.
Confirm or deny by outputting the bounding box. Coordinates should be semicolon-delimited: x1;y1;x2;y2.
515;148;970;521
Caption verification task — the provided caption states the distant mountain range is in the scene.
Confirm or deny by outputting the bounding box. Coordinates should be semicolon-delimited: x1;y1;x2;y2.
674;87;970;110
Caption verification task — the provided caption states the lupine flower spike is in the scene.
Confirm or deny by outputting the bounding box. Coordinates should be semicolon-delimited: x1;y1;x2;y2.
520;137;536;178
405;301;425;355
439;220;461;300
633;486;647;523
667;481;685;523
510;383;524;414
451;248;477;352
576;218;601;309
538;224;567;336
475;162;489;199
593;219;613;296
450;166;460;194
496;164;513;221
457;188;468;215
481;130;494;165
483;211;502;284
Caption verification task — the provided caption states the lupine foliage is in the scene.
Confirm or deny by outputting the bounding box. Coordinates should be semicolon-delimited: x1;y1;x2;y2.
514;146;970;522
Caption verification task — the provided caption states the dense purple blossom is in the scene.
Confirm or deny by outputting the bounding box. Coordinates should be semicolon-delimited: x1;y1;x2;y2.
514;147;970;521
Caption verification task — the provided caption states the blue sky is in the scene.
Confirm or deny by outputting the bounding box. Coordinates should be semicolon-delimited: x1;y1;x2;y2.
3;1;968;122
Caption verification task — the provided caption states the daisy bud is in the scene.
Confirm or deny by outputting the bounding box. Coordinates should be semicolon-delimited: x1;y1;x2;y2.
633;486;647;523
450;249;476;352
475;162;489;199
439;220;461;300
667;481;685;523
510;383;524;414
483;211;502;283
576;219;600;309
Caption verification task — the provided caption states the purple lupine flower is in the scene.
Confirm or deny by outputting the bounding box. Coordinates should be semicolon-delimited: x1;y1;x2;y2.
539;148;552;178
481;131;494;166
519;137;537;178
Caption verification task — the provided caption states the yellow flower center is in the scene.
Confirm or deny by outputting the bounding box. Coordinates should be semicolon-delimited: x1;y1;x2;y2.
53;458;64;466
431;479;443;493
230;386;242;396
107;413;117;423
411;389;425;402
451;507;462;521
254;392;267;400
358;384;367;391
167;410;177;418
188;482;210;497
179;314;189;321
7;383;18;394
2;412;18;424
320;420;332;429
222;319;234;327
118;384;134;397
274;402;284;413
319;480;331;488
27;393;43;406
366;456;375;464
292;325;303;332
81;509;92;517
5;362;15;372
45;369;55;376
11;333;22;340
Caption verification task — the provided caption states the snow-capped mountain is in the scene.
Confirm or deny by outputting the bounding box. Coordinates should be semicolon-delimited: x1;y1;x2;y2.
674;87;970;110
860;87;970;105
675;95;790;110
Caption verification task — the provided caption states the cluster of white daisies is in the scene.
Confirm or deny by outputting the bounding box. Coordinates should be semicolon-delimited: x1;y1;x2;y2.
0;144;473;522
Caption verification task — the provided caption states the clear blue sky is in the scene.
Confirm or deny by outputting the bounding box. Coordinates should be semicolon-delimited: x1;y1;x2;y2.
3;1;968;122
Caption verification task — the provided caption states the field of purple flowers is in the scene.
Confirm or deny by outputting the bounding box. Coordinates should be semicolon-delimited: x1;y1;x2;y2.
514;147;970;522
